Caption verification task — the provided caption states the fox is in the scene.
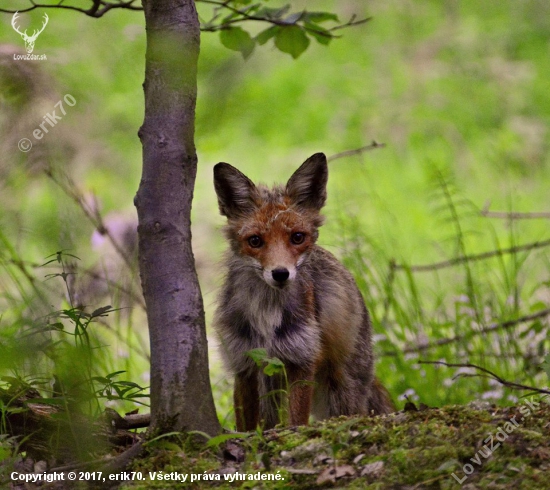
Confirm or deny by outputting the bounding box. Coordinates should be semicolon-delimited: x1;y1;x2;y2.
213;153;394;431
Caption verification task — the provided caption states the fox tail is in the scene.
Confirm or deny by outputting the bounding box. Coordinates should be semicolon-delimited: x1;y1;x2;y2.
368;377;395;415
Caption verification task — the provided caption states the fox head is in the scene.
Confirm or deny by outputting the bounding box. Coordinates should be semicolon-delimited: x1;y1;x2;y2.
214;153;328;289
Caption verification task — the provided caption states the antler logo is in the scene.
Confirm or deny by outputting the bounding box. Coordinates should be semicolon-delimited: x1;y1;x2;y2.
11;11;49;54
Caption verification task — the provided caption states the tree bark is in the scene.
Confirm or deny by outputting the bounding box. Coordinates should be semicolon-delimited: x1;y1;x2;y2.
135;0;220;436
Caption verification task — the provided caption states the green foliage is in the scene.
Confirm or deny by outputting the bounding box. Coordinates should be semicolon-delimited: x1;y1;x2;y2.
247;348;285;376
220;27;255;59
246;348;289;426
273;25;310;59
92;370;149;406
0;247;148;462
201;1;363;58
339;171;550;409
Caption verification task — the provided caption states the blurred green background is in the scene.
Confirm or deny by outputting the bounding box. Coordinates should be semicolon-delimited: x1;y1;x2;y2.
1;0;549;427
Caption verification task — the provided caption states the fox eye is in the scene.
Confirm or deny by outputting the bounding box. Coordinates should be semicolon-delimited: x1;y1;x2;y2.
248;235;263;248
291;232;305;245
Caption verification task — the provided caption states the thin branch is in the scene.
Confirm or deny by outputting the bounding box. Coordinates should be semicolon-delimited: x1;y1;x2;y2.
3;257;145;312
49;457;112;474
199;1;363;37
329;14;372;32
200;0;305;29
419;360;550;396
123;412;150;429
394;237;550;273
327;141;386;162
0;0;142;17
481;209;550;220
80;268;145;310
396;308;550;355
1;0;371;43
45;170;136;273
49;440;144;474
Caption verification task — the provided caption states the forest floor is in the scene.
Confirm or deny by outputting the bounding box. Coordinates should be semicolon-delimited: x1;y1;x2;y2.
125;397;550;489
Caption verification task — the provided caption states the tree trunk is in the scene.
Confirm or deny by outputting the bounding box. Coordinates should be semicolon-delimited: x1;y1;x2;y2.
135;0;220;436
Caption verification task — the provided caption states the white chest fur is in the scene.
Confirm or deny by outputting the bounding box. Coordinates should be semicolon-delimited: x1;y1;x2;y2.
245;295;283;338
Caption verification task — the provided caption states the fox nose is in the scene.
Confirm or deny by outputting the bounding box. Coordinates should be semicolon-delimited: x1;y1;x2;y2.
272;268;290;284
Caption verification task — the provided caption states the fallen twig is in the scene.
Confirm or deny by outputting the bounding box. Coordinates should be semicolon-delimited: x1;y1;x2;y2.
419;360;550;396
381;308;550;356
49;440;144;476
327;141;386;162
394;238;550;273
125;413;150;429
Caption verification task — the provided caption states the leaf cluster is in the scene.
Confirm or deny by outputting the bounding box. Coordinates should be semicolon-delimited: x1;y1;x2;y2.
202;1;369;59
92;370;149;405
247;347;285;376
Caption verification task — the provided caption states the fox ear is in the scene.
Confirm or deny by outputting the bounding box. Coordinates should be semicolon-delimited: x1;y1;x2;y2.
214;163;259;218
286;153;328;211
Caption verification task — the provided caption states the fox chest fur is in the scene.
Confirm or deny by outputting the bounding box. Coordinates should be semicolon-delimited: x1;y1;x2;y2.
218;245;366;369
213;153;393;430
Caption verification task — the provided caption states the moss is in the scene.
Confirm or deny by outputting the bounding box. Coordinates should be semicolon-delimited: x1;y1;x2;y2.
125;401;550;489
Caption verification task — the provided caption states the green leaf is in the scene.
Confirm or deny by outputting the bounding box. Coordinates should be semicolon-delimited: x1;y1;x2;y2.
530;301;548;312
40;250;80;267
113;381;143;388
303;11;339;23
91;305;113;319
263;359;284;376
112;385;124;397
246;349;285;375
305;23;332;45
274;25;310;59
106;370;126;380
62;308;87;322
256;26;280;46
220;27;255;59
257;5;291;20
246;348;268;365
126;392;150;399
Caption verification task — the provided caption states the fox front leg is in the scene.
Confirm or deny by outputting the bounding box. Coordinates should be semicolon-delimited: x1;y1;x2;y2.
287;365;315;426
234;371;259;431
